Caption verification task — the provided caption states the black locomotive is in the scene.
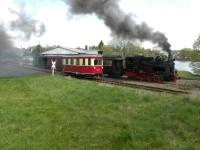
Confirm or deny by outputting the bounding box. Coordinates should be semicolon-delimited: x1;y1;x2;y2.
103;56;176;82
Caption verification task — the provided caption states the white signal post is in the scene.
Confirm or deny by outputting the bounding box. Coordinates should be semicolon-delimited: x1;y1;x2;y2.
51;59;57;76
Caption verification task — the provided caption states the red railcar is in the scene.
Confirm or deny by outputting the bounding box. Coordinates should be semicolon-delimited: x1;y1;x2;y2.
62;55;103;77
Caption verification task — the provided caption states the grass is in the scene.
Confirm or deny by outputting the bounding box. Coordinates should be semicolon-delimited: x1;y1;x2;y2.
178;71;200;80
0;75;200;149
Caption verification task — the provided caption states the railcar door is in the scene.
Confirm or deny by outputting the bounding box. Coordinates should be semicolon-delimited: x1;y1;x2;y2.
113;59;124;77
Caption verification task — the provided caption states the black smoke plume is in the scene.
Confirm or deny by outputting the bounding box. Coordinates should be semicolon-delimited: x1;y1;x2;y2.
0;5;46;60
9;7;46;40
0;25;13;50
0;24;14;56
64;0;171;57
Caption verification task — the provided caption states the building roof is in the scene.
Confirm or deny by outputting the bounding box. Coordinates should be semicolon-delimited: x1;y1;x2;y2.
40;47;100;57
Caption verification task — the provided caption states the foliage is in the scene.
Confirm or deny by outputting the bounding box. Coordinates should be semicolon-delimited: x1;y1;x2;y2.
175;48;200;61
190;62;200;75
173;34;200;61
98;40;104;50
0;75;200;149
101;45;121;56
31;45;43;57
124;43;165;58
95;40;200;62
98;42;165;58
178;71;200;80
31;45;57;57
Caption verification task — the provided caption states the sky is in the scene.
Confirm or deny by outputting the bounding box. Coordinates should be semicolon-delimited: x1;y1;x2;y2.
1;0;200;50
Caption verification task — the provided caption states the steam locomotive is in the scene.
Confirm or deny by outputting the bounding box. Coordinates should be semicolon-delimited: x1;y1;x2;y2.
103;56;177;82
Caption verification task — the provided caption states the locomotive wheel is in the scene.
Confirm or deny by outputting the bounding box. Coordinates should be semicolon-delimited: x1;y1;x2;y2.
152;75;160;82
160;76;164;82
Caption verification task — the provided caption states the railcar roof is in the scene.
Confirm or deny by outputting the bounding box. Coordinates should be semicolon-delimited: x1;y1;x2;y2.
103;56;123;60
63;55;102;58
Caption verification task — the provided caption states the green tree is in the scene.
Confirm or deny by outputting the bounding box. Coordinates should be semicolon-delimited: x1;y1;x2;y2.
190;62;200;75
98;40;104;50
176;48;200;61
193;34;200;50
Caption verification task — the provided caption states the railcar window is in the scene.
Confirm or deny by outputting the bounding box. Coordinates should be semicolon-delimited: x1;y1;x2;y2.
103;60;112;66
71;59;74;65
85;59;88;66
94;60;98;65
76;58;79;65
73;59;76;65
94;59;102;65
66;59;69;65
88;58;91;66
79;59;83;66
83;58;85;66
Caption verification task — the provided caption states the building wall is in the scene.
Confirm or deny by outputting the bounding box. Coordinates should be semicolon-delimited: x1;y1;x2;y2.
35;56;63;71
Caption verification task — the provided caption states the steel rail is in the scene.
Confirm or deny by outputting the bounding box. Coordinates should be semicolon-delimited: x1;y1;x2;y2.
93;77;190;95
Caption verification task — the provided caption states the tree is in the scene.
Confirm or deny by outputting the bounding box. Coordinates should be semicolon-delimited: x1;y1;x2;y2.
190;62;200;75
193;34;200;50
176;48;200;61
98;40;104;50
32;45;42;57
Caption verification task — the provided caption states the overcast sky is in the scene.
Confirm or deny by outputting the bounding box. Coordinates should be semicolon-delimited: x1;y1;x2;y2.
1;0;200;50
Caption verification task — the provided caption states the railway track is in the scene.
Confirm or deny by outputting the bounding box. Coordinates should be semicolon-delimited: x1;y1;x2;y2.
1;62;190;95
92;77;190;95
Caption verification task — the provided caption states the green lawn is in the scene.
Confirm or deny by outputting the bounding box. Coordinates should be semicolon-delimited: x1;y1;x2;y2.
178;71;200;80
0;75;200;150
